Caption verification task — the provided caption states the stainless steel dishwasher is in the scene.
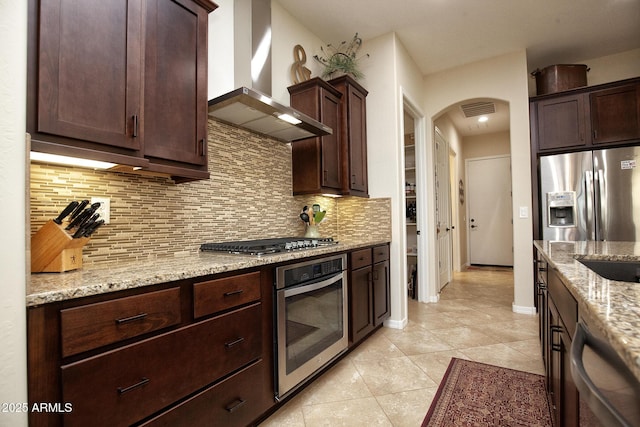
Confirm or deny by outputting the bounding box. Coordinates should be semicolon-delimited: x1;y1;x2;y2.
570;314;640;427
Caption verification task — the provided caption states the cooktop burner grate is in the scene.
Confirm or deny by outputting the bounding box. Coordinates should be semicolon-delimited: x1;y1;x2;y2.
200;237;337;256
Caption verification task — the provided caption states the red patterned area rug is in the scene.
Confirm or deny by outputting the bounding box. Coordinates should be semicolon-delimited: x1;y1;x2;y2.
422;358;552;427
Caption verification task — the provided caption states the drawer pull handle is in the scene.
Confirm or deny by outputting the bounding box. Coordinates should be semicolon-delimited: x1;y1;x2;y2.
225;398;246;413
550;326;562;352
117;377;149;395
224;289;244;297
115;313;148;324
225;337;245;348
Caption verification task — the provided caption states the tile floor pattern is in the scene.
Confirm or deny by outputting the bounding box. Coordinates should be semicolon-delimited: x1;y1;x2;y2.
260;267;543;426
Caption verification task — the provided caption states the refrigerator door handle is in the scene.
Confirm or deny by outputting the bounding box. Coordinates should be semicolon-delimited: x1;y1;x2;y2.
594;169;605;241
584;170;596;241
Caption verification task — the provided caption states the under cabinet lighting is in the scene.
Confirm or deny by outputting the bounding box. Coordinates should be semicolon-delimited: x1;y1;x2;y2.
30;151;117;170
277;113;302;125
322;193;342;198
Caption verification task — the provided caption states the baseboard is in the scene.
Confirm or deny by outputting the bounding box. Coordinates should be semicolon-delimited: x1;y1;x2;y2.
512;303;536;315
384;317;407;329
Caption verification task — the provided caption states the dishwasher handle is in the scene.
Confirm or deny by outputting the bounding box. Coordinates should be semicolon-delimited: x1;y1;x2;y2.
570;322;634;427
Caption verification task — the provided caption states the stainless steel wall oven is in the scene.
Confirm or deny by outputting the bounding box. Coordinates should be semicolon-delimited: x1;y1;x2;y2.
274;254;348;400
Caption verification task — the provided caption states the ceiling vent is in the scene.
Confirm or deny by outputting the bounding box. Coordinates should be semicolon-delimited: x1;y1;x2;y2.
460;101;496;118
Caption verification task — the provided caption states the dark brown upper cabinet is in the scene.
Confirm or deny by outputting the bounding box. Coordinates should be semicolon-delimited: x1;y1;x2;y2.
530;77;640;155
27;0;217;182
288;75;370;197
329;75;369;197
590;83;640;145
142;0;211;173
288;78;344;195
534;93;590;152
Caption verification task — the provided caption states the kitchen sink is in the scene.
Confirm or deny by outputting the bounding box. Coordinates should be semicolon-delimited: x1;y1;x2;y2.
577;258;640;283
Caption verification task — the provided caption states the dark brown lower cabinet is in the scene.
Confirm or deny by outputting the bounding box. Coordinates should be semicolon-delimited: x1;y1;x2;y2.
349;244;390;346
139;360;271;427
539;256;580;427
28;248;392;426
28;268;274;427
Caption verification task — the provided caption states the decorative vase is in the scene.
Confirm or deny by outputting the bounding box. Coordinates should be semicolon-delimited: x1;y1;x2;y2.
304;225;320;238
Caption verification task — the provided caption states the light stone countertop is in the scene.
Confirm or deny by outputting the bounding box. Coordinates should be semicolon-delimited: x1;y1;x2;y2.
534;240;640;383
27;239;389;307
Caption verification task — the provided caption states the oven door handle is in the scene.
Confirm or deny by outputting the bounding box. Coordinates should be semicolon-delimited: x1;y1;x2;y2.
282;273;343;298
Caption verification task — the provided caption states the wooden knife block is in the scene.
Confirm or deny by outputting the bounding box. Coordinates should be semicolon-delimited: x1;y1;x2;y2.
31;220;90;273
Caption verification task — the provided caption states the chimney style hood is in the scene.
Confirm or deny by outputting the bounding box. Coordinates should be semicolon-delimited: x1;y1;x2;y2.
208;87;331;142
207;0;331;142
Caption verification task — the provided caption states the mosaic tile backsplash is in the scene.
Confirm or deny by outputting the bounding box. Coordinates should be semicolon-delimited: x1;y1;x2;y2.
30;120;391;265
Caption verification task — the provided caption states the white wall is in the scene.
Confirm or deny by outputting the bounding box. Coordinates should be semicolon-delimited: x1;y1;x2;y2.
0;0;28;426
271;1;324;104
424;51;535;312
207;0;235;99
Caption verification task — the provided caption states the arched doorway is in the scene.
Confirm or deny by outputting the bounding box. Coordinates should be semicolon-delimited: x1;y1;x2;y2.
430;98;512;292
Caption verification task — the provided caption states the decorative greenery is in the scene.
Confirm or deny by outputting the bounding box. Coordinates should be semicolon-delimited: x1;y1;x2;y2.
314;33;369;80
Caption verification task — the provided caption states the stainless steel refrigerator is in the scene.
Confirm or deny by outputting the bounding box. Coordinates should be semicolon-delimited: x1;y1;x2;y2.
540;146;640;241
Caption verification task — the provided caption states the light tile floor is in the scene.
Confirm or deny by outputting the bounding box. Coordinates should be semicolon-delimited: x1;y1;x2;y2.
260;267;543;426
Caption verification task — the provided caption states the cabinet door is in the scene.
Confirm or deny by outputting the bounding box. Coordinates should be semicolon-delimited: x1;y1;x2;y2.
372;260;390;326
289;79;343;195
320;87;343;189
536;94;589;151
560;326;579;427
349;266;373;344
143;0;208;165
37;0;142;150
590;83;640;145
346;83;369;195
548;298;562;427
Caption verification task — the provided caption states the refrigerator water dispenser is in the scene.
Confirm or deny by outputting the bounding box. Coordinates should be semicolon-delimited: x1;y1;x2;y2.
547;192;576;227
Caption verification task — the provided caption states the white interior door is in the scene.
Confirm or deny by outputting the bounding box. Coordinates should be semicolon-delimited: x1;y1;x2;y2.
467;155;513;266
435;130;452;289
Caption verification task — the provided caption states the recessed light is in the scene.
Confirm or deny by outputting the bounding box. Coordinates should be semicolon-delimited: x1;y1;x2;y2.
478;116;488;123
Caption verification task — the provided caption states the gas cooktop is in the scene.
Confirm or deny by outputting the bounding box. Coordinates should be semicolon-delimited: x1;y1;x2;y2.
200;237;337;256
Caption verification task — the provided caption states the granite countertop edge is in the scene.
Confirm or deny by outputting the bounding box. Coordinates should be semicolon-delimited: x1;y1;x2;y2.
27;239;390;307
533;240;640;382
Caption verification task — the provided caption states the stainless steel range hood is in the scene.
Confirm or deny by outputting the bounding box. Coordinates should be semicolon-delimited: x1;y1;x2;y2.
207;0;331;142
208;87;331;142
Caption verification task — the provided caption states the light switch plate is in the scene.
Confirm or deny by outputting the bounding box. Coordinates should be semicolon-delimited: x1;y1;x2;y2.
519;206;528;218
91;197;111;224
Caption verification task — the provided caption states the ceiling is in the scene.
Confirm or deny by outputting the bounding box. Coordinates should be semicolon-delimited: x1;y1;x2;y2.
276;0;640;136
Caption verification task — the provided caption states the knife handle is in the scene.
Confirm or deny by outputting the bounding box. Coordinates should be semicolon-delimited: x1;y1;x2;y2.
84;219;105;237
70;200;89;220
54;201;79;224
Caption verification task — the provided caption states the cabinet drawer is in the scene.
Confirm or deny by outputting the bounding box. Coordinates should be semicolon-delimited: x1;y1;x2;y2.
60;287;181;358
61;303;262;427
140;360;271;427
548;269;577;337
373;245;389;263
193;271;261;319
350;248;372;270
